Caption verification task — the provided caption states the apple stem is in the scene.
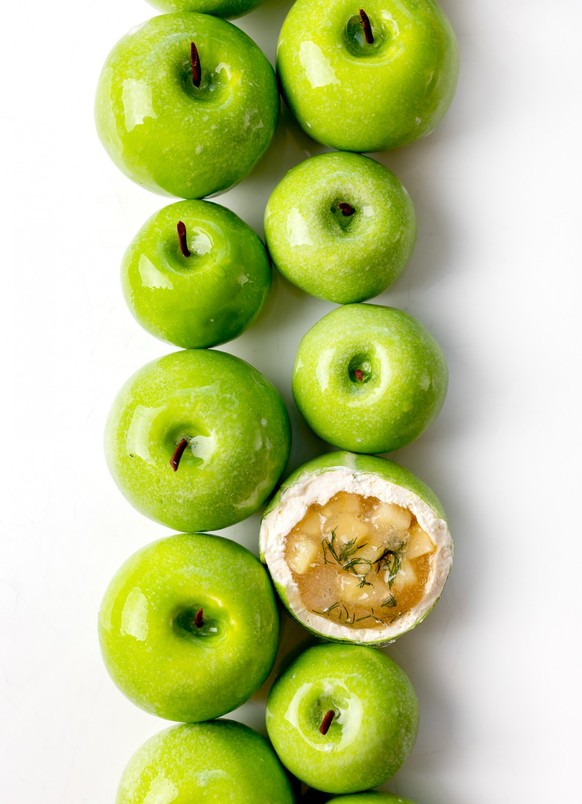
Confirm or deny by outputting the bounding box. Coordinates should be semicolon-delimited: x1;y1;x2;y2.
177;221;191;257
338;202;355;217
194;608;204;628
170;438;189;472
191;41;201;88
354;369;364;382
359;9;374;44
319;709;335;735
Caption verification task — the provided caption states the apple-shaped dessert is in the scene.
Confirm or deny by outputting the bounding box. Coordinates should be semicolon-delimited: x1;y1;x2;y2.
264;152;416;304
121;200;271;348
117;721;294;803
99;533;279;722
105;349;291;532
145;0;262;18
260;452;453;645
293;304;448;453
266;644;419;794
95;13;279;198
277;0;459;152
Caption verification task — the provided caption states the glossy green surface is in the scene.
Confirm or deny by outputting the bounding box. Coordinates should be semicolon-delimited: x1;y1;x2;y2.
277;0;459;152
327;794;416;804
122;200;271;348
95;13;278;198
100;533;279;721
266;644;419;794
292;304;448;453
264;152;416;304
105;349;291;531
116;721;294;803
145;0;262;18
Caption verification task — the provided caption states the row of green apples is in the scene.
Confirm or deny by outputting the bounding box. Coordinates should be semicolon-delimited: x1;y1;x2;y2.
95;0;459;800
95;2;458;198
101;447;452;799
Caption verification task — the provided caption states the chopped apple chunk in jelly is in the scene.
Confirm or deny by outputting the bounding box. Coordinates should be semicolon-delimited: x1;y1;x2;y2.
405;522;435;559
370;501;412;533
321;511;369;543
283;492;437;629
287;536;319;575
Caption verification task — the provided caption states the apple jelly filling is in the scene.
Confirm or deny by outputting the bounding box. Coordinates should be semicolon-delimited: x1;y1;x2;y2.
284;492;436;630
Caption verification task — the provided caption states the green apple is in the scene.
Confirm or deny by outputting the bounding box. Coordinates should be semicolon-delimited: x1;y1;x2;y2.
95;13;279;198
99;533;279;721
264;152;416;303
266;644;419;794
121;200;271;349
105;349;291;532
277;0;459;152
145;0;263;18
327;794;416;803
116;720;294;803
293;304;448;453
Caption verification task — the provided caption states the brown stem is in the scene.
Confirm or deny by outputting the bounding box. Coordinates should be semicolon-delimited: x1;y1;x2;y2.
191;41;201;87
319;709;335;735
170;438;189;472
194;608;204;628
177;221;191;257
338;202;355;217
354;369;364;382
359;9;374;44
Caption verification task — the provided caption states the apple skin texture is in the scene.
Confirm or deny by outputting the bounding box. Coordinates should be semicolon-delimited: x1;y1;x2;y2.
99;533;279;722
266;644;419;794
104;349;291;532
145;0;263;18
264;152;416;304
277;0;459;152
327;795;416;804
116;721;294;803
293;304;447;453
95;13;279;198
122;200;271;348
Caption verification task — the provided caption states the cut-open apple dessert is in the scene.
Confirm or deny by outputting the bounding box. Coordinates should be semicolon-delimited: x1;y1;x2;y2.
260;452;453;644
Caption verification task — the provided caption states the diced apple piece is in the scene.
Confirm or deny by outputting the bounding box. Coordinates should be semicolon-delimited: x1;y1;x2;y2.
405;523;435;560
320;492;362;518
353;531;389;563
287;536;320;575
297;510;323;538
323;512;370;545
339;573;384;606
371;502;412;534
390;558;417;590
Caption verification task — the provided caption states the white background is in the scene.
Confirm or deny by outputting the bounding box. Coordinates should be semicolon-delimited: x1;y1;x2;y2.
1;0;581;801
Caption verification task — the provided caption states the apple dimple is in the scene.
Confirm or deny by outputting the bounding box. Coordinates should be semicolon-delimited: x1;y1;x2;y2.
171;222;215;267
178;56;229;100
165;422;214;472
348;353;373;385
344;11;389;58
173;606;222;640
331;200;357;232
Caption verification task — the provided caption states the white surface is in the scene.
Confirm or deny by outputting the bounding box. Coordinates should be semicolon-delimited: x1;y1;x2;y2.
1;0;581;801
